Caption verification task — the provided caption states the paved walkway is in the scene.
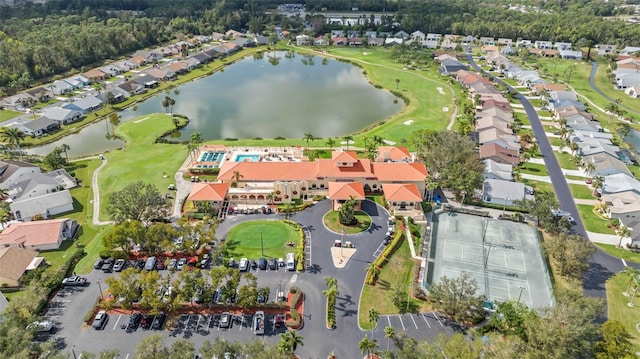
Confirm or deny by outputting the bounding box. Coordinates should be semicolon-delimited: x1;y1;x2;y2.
173;154;195;218
520;173;585;185
588;231;624;246
91;156;114;226
574;198;599;205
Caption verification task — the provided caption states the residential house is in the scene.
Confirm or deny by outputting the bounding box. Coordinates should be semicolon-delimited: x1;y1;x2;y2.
549;90;578;103
0;160;39;188
0;247;41;287
482;179;534;206
481;45;499;54
5;170;74;221
501;46;517;56
441;38;457;51
534;41;553;49
203;47;222;59
602;173;640;195
368;38;384;47
382;183;423;216
426;33;441;42
421;39;439;49
0;93;36;111
145;68;176;81
364;31;378;39
220;42;240;54
479;37;495;46
460;35;476;45
62;95;103;114
226;30;244;39
346;30;361;38
478;128;520;151
439;58;468;75
550;98;587;112
332;37;348;46
50;80;74;95
116;81;145;96
385;37;404;46
83;68;109;82
621;46;640;55
569;130;613;142
563;113;601;132
554;42;572;50
560;50;582;60
479;143;520;165
476;116;511;132
411;31;426;41
64;75;89;88
602;191;640;228
575;137;621;158
234;37;254;48
40;107;82;125
497;38;513;46
211;32;226;41
348;37;363;46
615;73;640;89
165;61;190;75
532;83;566;94
113;59;138;72
625;86;640;98
596;44;617;56
582;153;631;178
99;65;123;78
313;37;326;46
328;182;365;211
330;30;345;38
132;50;162;63
254;35;269;46
477;106;513;121
25;87;52;102
516;39;532;48
555;106;594;121
296;34;311;46
394;30;409;39
17;117;61;137
129;56;147;67
0;218;78;251
483;159;513;181
190;52;212;64
529;48;559;57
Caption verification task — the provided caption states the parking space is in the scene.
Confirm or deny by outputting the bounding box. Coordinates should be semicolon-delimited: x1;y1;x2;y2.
374;312;453;343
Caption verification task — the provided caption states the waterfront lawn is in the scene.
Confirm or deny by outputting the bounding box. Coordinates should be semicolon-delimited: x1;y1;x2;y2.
0;109;20;122
606;272;640;350
224;220;299;259
569;183;595;200
323;211;371;234
577;204;612;234
98;114;187;222
359;238;427;329
596;243;640;264
519;162;549;176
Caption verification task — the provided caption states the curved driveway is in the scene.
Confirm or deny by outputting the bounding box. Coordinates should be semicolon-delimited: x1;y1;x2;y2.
466;54;639;309
589;61;640;116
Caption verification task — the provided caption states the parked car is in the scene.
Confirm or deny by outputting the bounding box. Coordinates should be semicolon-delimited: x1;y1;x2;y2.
62;276;87;287
27;320;53;333
383;235;391;245
201;254;210;267
93;258;104;269
101;258;115;272
250;260;257;269
151;312;166;330
156;260;165;270
168;258;177;270
140;314;154;330
278;258;285;267
127;313;143;332
258;258;267;270
135;259;146;269
228;258;236;268
113;259;126;272
177;258;187;270
268;258;277;270
274;314;284;328
239;258;249;272
92;310;108;330
220;312;231;328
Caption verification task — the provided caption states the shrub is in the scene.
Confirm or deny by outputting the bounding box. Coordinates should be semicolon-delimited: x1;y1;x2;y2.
287;308;301;327
274;136;286;140
223;138;238;141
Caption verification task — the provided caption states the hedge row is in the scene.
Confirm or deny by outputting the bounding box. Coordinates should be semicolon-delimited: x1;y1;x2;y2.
365;231;405;285
327;294;336;329
283;220;307;272
286;286;304;328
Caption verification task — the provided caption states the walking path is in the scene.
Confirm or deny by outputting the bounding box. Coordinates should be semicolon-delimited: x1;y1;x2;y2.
91;156;114;225
574;198;599;205
173;155;195;218
520;173;585;185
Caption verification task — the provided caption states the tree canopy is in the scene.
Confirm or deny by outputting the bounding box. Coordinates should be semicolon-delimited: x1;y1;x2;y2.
106;181;171;223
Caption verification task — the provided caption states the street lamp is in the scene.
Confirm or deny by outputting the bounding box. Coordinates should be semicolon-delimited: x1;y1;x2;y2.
71;345;77;359
517;286;526;303
406;284;411;312
260;230;264;257
97;279;104;301
484;244;494;271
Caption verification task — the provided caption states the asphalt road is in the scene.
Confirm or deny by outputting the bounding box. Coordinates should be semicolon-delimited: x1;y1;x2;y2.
589;61;640;117
465;54;639;309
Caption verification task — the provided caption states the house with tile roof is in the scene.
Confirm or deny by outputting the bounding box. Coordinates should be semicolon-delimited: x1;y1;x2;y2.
186;183;230;213
375;146;412;162
382;183;422;215
328;182;365;211
0;246;42;287
0;218;78;251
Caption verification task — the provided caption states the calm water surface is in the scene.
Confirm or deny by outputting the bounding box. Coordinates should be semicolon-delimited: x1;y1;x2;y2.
30;52;402;157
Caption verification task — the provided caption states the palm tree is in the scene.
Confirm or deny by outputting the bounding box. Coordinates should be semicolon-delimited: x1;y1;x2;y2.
162;96;172;113
384;326;395;352
169;97;176;114
0;208;10;229
372;135;384;147
231;171;243;188
325;276;338;291
279;330;303;358
59;143;71;162
366;262;380;281
359;336;378;358
584;160;595;176
2;127;26;159
326;138;336;150
395;78;400;90
592;176;604;196
303;131;315;149
343;135;354;150
266;191;275;204
368;308;379;338
617;225;632;248
282;202;294;220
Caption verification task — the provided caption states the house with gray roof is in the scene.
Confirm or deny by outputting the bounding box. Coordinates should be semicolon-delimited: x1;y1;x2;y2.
133;74;159;88
41;107;82;125
576;137;621;158
5;172;74;221
596;44;617;56
0;160;39;188
439;58;468;75
583;153;631;178
616;73;640;89
421;39;439;49
99;65;123;77
62;95;103;114
115;81;144;96
191;52;212;64
395;30;409;39
113;60;138;72
554;42;572;50
483;159;513;181
550;99;587;112
560;50;582;60
254;35;269;45
411;31;426;41
564;113;601;132
621;46;640;55
482;179;534;207
602;173;640;195
0;93;36;111
535;41;553;49
19;117;61;137
51;80;74;95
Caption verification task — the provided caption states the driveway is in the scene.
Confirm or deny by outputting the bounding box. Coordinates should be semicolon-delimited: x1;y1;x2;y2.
465;54;640;308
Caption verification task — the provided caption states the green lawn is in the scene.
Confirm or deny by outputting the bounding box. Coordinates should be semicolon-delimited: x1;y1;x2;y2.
548;137;564;147
596;243;640;264
606;271;640;350
519;162;549;176
555;151;579;170
522;179;556;195
97;114;188;222
323;210;372;234
0;109;20;122
576;204;613;234
569;183;595;200
365;195;385;207
224;220;300;259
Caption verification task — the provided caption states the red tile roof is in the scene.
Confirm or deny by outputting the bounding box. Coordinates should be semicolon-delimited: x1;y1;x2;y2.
479;143;519;165
371;162;428;181
187;183;230;201
377;146;411;161
382;184;422;202
218;161;319;181
331;151;358;163
328;182;365;200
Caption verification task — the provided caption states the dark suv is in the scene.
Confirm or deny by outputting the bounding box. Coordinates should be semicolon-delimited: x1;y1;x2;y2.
127;312;142;332
258;258;267;270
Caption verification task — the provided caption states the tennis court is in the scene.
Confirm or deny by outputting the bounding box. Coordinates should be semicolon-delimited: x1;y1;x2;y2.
425;211;554;309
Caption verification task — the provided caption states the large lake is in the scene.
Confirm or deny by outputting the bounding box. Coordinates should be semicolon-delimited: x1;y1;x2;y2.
30;51;403;157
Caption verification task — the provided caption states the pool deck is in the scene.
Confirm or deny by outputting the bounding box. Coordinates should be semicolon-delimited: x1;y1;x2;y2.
188;145;307;169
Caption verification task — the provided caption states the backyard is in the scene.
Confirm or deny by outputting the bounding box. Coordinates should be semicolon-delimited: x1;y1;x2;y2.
224;220;300;259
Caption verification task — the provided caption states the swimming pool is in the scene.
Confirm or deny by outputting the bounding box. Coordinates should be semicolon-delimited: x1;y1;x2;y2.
235;154;261;162
199;151;224;162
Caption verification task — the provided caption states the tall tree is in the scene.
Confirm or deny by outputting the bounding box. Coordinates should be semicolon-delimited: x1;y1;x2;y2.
135;334;169;359
543;232;596;279
343;135;353;150
303;131;315;149
594;320;635;359
427;271;485;323
2;127;26;159
326;137;336;150
359;336;379;358
106;181;171;223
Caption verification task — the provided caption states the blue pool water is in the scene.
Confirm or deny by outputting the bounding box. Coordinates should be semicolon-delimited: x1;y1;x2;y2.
199;151;224;162
235;154;260;162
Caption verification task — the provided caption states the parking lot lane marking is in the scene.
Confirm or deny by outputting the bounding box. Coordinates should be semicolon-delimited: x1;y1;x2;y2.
386;316;391;326
112;315;122;330
196;315;202;328
398;315;405;331
125;354;129;359
432;312;444;327
410;314;418;329
420;313;431;328
208;315;213;328
78;354;82;359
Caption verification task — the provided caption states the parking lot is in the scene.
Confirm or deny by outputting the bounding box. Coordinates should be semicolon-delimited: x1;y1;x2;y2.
370;312;457;344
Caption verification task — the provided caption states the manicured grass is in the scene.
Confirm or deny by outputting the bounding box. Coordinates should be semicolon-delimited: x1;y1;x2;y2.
548;137;564;147
225;220;300;259
519;162;549;176
97;114;188;222
522;179;556;195
596;243;640;264
606;271;640;350
365;195;385;207
577;204;613;234
323;210;371;234
555;151;579;170
0;109;20;121
359;238;427;329
566;175;586;181
569;183;596;200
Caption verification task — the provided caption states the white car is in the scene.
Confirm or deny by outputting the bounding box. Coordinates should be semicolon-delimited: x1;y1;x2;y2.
239;258;249;271
27;320;53;332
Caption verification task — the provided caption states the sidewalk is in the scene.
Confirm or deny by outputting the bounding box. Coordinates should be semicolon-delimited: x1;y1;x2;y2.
587;231;622;246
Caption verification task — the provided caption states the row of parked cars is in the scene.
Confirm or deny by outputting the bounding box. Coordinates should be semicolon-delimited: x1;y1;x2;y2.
227;206;273;215
125;312;167;332
94;254;212;273
231;253;295;272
